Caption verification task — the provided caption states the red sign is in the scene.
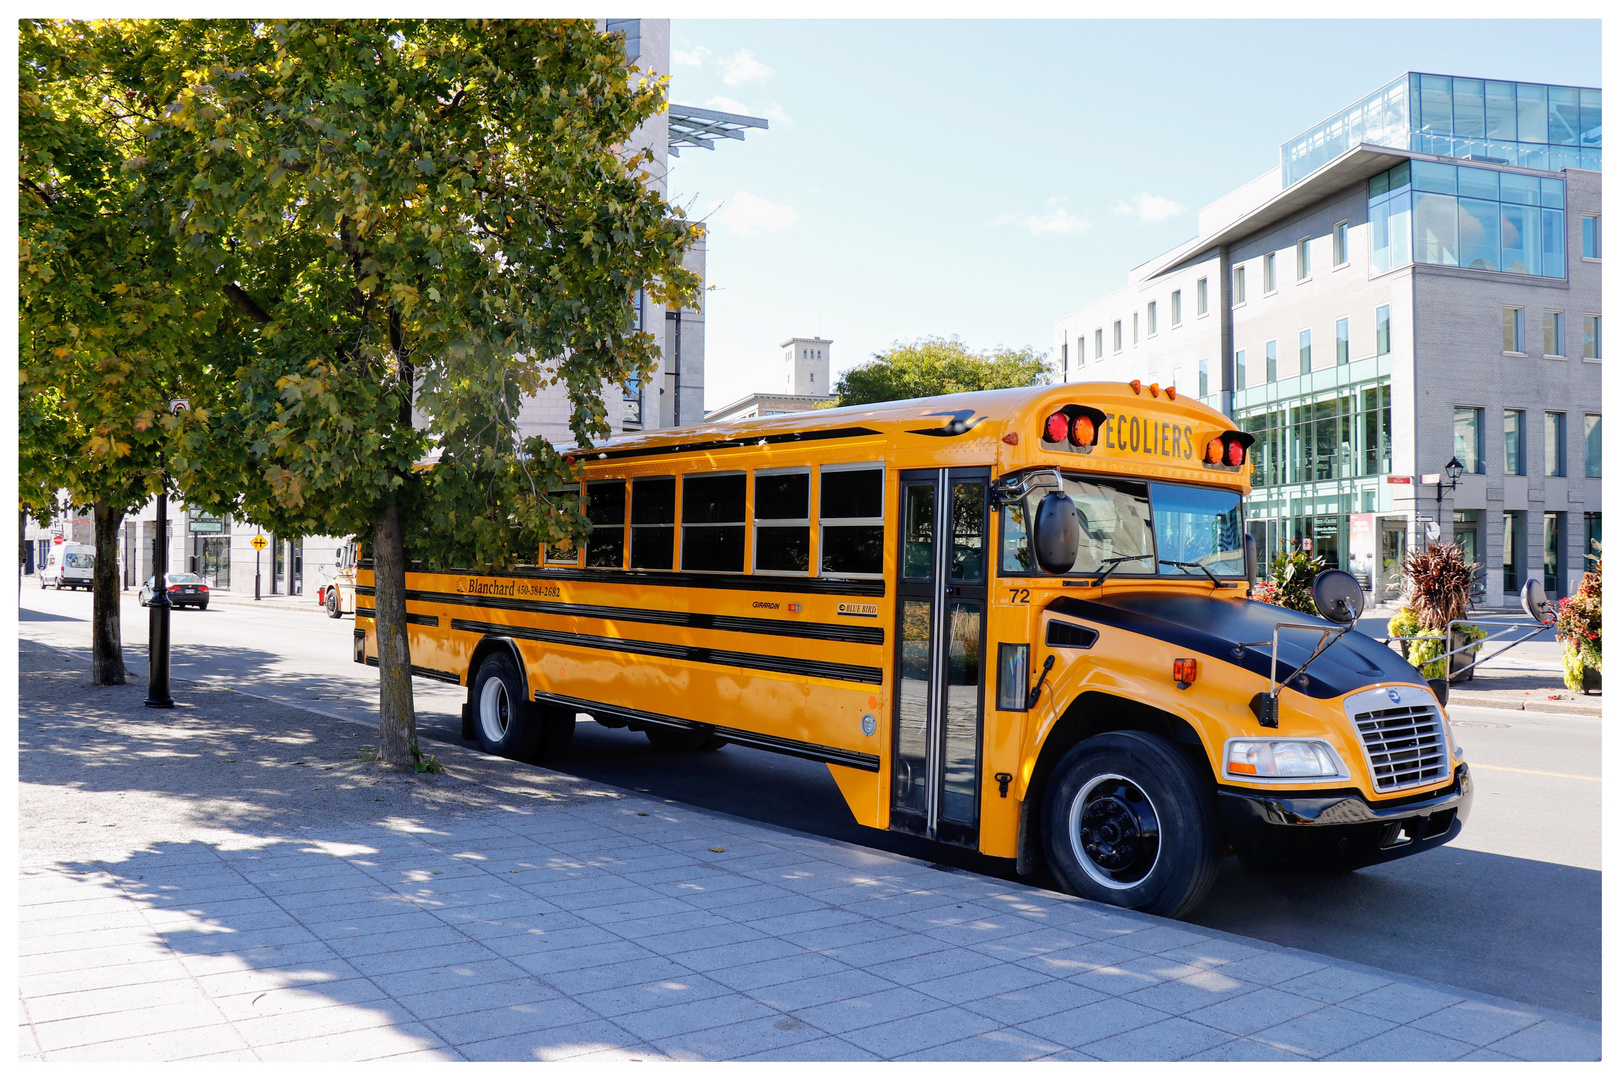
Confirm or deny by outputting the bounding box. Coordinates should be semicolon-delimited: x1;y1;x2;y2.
51;535;64;544
1302;538;1313;552
1386;475;1412;485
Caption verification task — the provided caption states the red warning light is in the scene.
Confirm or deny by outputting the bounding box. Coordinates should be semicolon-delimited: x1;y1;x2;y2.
1226;439;1245;467
1044;412;1070;443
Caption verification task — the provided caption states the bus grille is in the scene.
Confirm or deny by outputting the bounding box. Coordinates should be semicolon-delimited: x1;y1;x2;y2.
1352;703;1449;793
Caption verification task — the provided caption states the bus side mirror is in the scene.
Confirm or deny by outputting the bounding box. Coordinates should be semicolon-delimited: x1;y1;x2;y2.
1033;492;1080;574
1244;534;1259;586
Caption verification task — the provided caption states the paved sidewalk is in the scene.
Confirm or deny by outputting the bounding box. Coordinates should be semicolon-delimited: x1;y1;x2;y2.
18;642;1600;1062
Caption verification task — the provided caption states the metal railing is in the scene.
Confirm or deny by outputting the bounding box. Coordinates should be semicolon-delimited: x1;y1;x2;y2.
1383;613;1554;682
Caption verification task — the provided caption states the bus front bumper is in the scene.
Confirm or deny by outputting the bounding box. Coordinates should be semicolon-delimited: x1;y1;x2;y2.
1217;763;1472;871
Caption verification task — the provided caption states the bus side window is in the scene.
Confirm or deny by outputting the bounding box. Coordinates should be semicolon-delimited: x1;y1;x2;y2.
755;469;811;575
682;473;747;573
543;485;582;566
819;465;884;577
584;479;626;569
630;477;676;570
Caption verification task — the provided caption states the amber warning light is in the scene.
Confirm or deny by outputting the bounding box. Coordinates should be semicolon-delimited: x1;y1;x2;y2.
1041;404;1106;449
1202;430;1255;469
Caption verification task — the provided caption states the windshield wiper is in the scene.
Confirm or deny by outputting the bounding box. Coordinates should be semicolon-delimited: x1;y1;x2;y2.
1161;559;1225;586
1084;553;1151;587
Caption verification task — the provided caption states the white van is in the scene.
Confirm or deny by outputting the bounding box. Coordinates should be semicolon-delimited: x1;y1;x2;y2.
40;542;96;590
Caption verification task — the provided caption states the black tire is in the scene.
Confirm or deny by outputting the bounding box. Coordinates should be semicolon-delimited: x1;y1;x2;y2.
326;587;342;619
643;727;726;753
470;650;543;761
198;603;208;611
1042;730;1218;919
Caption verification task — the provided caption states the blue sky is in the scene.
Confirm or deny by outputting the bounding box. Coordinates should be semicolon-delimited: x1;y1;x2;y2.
661;19;1601;411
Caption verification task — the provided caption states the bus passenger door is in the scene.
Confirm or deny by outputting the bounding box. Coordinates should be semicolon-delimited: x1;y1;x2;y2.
891;468;989;848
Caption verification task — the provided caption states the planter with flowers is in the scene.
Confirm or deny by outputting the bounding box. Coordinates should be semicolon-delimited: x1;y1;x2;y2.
1555;553;1601;694
1390;542;1485;683
1249;548;1325;615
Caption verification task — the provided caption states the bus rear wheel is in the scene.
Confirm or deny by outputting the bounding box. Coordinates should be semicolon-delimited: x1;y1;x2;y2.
644;727;727;753
1042;730;1218;920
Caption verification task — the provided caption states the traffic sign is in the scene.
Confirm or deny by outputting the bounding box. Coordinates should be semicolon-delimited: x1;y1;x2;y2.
250;534;268;552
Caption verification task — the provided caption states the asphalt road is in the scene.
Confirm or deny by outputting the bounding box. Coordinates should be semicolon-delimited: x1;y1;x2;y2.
17;582;1601;1020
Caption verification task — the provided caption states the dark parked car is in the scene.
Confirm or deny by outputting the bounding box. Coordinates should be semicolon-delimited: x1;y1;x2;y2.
138;573;210;610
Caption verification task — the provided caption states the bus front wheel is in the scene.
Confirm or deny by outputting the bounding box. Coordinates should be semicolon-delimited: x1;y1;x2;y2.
471;651;544;762
1042;731;1218;920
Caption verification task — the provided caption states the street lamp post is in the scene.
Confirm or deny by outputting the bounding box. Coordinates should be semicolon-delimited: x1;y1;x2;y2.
144;450;175;708
1433;455;1464;512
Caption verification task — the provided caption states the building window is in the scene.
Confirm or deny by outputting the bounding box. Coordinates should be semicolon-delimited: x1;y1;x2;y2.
1582;315;1602;359
1078;335;1086;366
1544;512;1564;595
1132;312;1139;345
1503;307;1524;353
1545;412;1566;476
1583;215;1601;259
1504;409;1525;475
1095;329;1103;360
1264;340;1277;383
1170;290;1182;326
1113;320;1122;353
1455;407;1484;474
1336;317;1350;365
1235;349;1246;391
1503;511;1523;593
1197;277;1208;315
1147;302;1157;336
1296;237;1311;280
1544;311;1565;357
1198;359;1209;398
1585;512;1602;563
754;469;810;574
1585;414;1602;477
1376;305;1391;357
1263;253;1276;294
1061;340;1068;379
819;465;884;577
1298;329;1312;375
1171;365;1182;391
1369;160;1566;278
1233;266;1246;305
1333;220;1349;266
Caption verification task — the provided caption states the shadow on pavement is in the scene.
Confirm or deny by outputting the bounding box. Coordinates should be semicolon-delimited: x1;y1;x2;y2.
19;607;85;622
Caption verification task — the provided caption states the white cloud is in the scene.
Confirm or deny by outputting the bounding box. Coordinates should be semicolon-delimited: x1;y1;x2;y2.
993;198;1091;237
719;48;774;86
710;191;798;237
672;44;709;67
1112;192;1186;223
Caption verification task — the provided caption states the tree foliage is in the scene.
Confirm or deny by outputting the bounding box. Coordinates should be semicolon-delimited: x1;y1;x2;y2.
833;336;1051;407
107;18;701;768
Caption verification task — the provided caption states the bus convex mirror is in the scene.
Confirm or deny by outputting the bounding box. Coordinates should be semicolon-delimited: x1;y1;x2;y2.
1520;579;1553;623
1033;492;1080;574
1311;569;1366;626
1243;534;1258;586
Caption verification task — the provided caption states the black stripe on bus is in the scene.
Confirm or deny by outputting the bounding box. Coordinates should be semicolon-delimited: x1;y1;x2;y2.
354;568;886;599
380;588;882;646
406;612;441;627
577;425;883;463
448;617;884;686
536;690;880;773
362;656;462;685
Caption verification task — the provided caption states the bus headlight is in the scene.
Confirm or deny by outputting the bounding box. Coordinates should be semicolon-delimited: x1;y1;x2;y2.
1223;739;1348;782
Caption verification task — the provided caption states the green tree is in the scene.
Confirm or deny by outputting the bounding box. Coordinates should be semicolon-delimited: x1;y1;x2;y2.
833;336;1051;407
20;20;231;685
129;19;700;770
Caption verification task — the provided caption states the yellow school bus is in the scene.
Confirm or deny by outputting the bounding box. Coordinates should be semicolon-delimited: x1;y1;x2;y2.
354;381;1472;917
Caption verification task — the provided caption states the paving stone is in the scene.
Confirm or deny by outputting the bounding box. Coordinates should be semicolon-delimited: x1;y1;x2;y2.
795;985;943;1035
1155;937;1269;969
34;999;232;1053
1019;996;1170;1048
840;1005;1000;1058
867;943;1001;985
20;958;195;999
1121;967;1258;1014
228;997;402;1047
253;1021;451;1061
502;937;653;978
817;933;951;970
1409;999;1544;1046
213;978;390;1022
346;940;505;979
365;957;532;999
747;969;899;1013
1107;924;1214;955
44;1023;253;1061
1067;952;1203;996
1195;949;1328;987
393;976;558;1022
896;1027;1066;1061
1324;1025;1475;1061
664;935;804;974
1185;1035;1311;1061
959;978;1106;1027
1078;1016;1233;1060
1182;987;1323;1036
706;948;851;993
1252;1005;1400;1058
1338;980;1467;1024
421;994;600;1045
540;955;698;998
912;959;1051;1006
732;1035;880;1061
652;1014;823;1061
1014;938;1147;978
575;973;737;1019
613;993;777;1042
1482;1018;1601;1061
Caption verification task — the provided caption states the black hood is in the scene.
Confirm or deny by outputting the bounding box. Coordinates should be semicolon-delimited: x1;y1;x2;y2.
1046;590;1424;700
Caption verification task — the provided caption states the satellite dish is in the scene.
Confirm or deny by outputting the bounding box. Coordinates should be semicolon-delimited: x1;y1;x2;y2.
1520;579;1554;624
1032;492;1080;574
1311;569;1366;626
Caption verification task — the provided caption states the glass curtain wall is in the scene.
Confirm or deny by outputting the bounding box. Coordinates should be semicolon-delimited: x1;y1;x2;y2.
1373;161;1565;277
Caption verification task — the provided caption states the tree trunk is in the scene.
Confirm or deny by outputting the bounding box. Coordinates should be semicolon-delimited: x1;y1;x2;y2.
373;490;419;770
91;499;126;686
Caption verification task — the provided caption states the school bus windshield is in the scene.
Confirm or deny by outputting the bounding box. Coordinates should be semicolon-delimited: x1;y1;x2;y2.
999;472;1245;579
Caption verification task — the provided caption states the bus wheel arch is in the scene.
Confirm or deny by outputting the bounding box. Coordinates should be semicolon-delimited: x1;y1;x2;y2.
1019;692;1219;916
464;637;574;764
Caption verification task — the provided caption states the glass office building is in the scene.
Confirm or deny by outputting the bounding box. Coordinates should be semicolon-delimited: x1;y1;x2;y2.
1283;74;1601;187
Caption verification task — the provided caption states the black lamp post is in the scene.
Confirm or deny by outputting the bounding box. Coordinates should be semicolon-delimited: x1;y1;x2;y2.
144;455;176;709
1434;455;1464;510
